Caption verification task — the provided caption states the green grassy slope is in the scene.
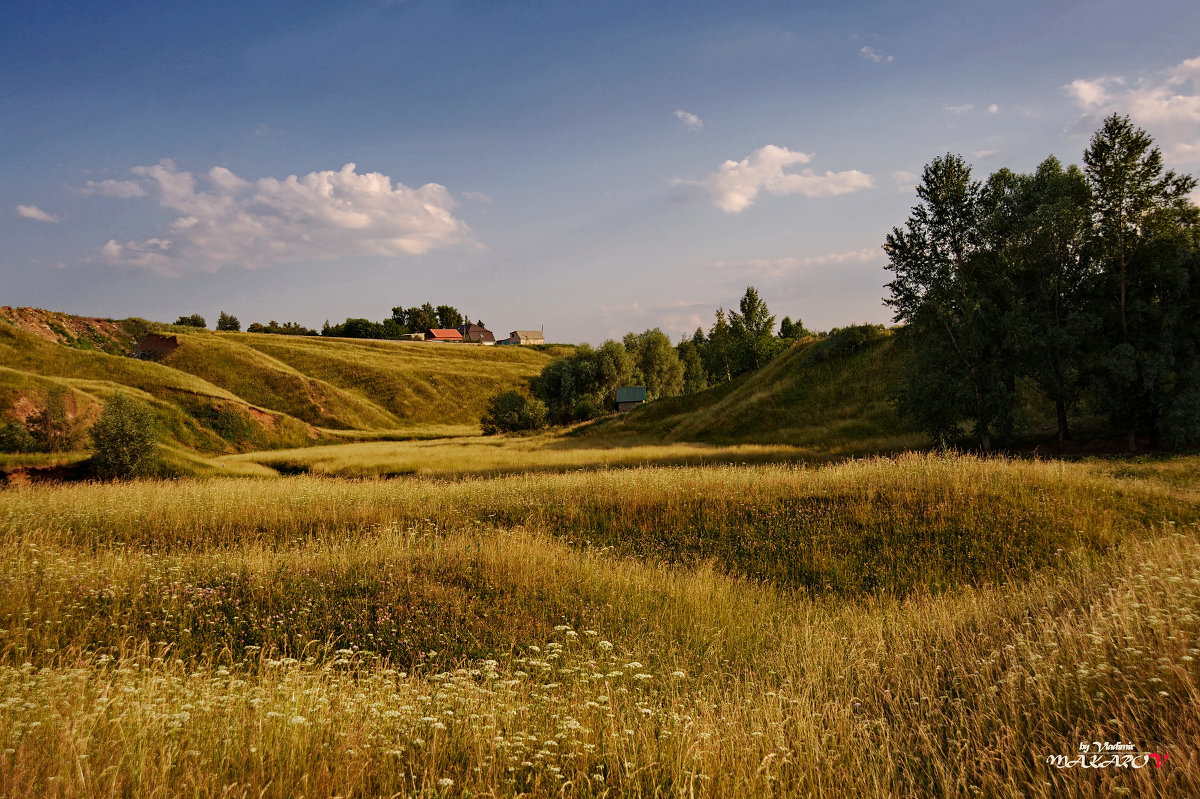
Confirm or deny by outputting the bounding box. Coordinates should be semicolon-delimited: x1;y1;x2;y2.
583;326;925;454
0;312;557;464
160;331;554;430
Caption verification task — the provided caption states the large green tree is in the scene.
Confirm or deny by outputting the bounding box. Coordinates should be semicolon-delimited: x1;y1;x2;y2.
1083;114;1199;449
623;329;685;400
885;153;1015;450
984;157;1092;442
728;286;781;375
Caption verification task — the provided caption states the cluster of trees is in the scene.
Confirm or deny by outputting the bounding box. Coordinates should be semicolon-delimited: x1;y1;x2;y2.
170;303;481;340
0;387;159;479
320;304;478;340
886;114;1200;451
246;320;318;336
483;287;806;432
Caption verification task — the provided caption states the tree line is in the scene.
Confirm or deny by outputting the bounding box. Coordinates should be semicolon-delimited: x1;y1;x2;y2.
886;114;1200;451
171;304;480;339
483;286;809;432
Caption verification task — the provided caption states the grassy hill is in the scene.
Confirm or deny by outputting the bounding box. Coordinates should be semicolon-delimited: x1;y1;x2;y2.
0;309;555;472
582;325;926;454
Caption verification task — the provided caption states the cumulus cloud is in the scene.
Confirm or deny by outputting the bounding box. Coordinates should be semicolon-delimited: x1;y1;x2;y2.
972;149;999;159
79;178;147;198
91;160;478;275
987;103;999;113
945;103;975;114
677;145;872;213
16;204;59;223
674;109;704;131
859;46;894;64
1065;55;1200;163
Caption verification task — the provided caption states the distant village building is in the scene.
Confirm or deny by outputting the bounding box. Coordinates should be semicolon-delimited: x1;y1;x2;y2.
400;332;425;341
135;333;179;359
457;324;496;345
425;328;464;343
615;387;647;412
505;329;545;346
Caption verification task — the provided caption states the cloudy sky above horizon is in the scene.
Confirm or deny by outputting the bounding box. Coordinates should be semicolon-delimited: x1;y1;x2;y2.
4;0;1200;343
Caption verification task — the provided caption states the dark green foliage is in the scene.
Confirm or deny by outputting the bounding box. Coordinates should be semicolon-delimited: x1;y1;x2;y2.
983;158;1092;442
391;303;438;333
623;329;684;400
0;420;37;453
533;341;636;424
885;154;1014;450
704;309;734;384
887;115;1200;451
1082;114;1200;450
175;314;207;328
216;312;241;332
89;392;160;480
435;305;465;329
729;286;782;375
778;316;807;341
246;320;319;336
480;390;549;435
27;386;85;452
676;339;708;394
321;318;387;339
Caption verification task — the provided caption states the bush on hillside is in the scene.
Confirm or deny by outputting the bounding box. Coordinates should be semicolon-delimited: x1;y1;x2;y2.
90;392;160;480
0;421;37;453
480;390;548;435
175;314;207;328
216;312;241;331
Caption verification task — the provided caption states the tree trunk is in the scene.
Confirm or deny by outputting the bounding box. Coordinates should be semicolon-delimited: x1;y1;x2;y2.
1056;398;1070;442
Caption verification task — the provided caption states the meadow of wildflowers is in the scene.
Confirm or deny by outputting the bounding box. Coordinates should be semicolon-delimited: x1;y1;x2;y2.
0;452;1196;796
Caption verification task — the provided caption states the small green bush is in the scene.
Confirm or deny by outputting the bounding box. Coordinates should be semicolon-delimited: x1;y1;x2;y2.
480;390;548;435
216;312;241;332
90;393;160;480
0;421;37;454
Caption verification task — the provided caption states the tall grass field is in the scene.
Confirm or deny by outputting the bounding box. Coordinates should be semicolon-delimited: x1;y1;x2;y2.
0;453;1197;796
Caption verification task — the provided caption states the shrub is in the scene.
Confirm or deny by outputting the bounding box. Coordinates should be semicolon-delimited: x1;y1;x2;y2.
90;393;160;480
175;314;207;328
480;391;548;435
216;312;241;332
0;421;37;453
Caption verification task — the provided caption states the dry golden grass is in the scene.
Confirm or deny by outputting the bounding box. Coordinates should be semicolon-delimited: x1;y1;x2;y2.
0;453;1196;796
219;433;813;478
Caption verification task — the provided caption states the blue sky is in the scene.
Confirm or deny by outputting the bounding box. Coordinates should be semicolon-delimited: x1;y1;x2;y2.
4;0;1199;343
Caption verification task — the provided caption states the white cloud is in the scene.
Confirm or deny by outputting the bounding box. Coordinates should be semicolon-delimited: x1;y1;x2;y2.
79;178;147;198
859;46;894;64
891;170;917;186
677;145;872;213
972;149;999;159
987;103;999;114
16;204;59;223
1066;78;1113;109
674;109;704;131
1065;55;1200;163
945;103;975;114
92;160;478;275
712;248;881;279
